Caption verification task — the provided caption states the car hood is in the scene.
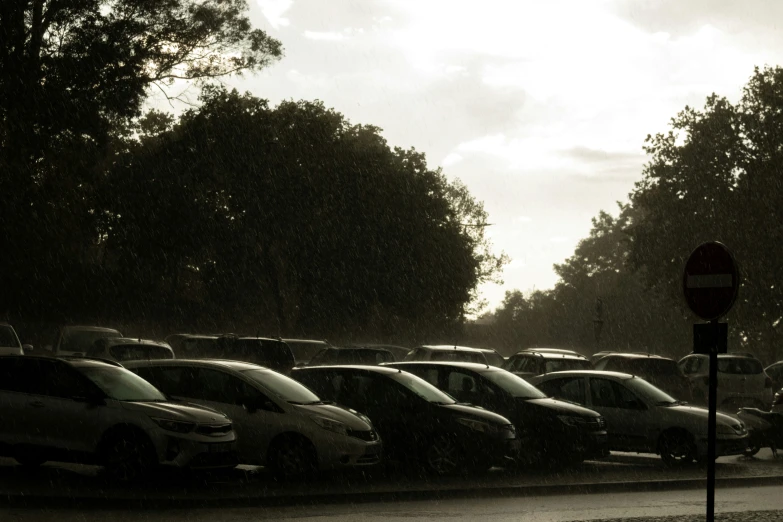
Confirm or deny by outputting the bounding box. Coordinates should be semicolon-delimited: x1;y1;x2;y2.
120;400;230;423
440;403;513;425
664;404;740;426
523;397;601;418
294;403;374;430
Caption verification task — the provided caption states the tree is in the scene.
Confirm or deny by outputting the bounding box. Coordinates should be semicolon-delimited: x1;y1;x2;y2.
0;0;282;321
102;88;505;340
630;66;783;361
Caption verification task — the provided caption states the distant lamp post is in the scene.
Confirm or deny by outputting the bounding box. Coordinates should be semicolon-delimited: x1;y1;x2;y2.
593;298;604;351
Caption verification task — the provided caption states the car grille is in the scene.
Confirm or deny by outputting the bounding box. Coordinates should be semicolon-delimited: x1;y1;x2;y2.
348;429;379;442
196;423;233;436
583;417;607;431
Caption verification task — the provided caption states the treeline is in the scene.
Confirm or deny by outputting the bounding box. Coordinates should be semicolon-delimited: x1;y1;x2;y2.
489;67;783;365
0;1;504;342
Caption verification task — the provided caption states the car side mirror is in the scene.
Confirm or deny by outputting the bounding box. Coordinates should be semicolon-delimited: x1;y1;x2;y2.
242;397;279;414
22;344;34;354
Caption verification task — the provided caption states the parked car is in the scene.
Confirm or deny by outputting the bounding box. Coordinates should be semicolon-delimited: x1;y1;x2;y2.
0;356;237;479
590;351;619;363
167;335;295;374
772;388;783;413
765;361;783;395
165;334;220;358
593;353;692;402
404;345;489;365
50;326;123;356
283;339;331;366
126;359;382;476
0;323;25;356
678;353;774;410
86;338;175;362
292;365;518;475
530;370;749;465
503;349;592;379
350;344;411;361
386;361;608;465
307;347;395;366
475;348;505;367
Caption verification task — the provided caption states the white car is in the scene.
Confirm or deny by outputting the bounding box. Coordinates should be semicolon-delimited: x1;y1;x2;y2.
679;353;774;410
0;323;24;356
0;356;238;479
530;370;748;465
125;359;383;477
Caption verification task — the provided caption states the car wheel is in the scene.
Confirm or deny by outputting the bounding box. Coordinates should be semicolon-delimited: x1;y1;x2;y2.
659;430;695;466
101;429;157;481
268;436;317;479
424;435;463;475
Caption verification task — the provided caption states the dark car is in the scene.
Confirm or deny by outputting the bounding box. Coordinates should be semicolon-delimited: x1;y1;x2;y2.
283;339;331;366
308;347;395;366
86;338;175;362
504;349;593;379
387;361;608;465
167;335;295;374
349;344;411;361
594;353;692;402
292;365;518;474
404;345;489;365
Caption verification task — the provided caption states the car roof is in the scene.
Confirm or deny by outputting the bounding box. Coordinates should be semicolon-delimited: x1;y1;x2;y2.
235;336;283;342
63;325;122;333
515;351;588;360
686;353;760;359
533;370;635;380
293;364;403;375
386;361;493;372
99;338;171;348
600;353;672;361
122;358;266;371
283;339;328;344
166;334;218;340
419;345;485;353
327;346;392;353
518;347;583;355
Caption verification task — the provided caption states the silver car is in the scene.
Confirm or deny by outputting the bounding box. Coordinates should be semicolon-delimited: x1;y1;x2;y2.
125;359;383;477
530;370;748;465
0;356;238;479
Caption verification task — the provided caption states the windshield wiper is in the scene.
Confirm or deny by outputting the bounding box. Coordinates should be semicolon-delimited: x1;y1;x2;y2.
656;400;680;406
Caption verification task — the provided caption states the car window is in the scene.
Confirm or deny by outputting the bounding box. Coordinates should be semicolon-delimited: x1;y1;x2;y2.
109;344;173;361
79;366;166;401
41;362;96;398
482;351;505;367
718;357;763;374
429;351;484;364
0;326;20;348
194;368;255;404
133;366;197;397
61;329;121;352
242;369;319;404
446;370;478;396
415;368;440;387
481;369;546;399
590;378;644;409
538;377;586;404
544;358;591;373
510;356;539;373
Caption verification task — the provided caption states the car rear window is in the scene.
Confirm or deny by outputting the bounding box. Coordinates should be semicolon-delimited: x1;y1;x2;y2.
482;351;505;367
718;357;763;375
544;358;591;373
628;359;681;376
430;351;485;364
109;344;174;361
0;326;19;348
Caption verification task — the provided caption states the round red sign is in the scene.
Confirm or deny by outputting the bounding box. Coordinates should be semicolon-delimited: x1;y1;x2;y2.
682;242;739;321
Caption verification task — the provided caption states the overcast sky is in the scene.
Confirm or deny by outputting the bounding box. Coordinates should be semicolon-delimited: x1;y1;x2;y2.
191;0;783;310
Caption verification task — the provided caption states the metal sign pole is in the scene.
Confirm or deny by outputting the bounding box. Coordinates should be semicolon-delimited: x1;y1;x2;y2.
706;320;719;522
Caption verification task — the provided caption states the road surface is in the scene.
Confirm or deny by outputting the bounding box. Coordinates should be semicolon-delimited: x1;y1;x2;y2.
1;485;781;521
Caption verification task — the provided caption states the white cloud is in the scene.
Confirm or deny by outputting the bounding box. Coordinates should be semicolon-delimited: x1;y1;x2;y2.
257;0;292;29
515;216;533;223
442;152;463;166
550;236;571;244
304;30;348;41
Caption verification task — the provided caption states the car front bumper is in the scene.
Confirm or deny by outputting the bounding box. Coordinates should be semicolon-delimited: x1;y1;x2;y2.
316;432;383;470
695;434;749;458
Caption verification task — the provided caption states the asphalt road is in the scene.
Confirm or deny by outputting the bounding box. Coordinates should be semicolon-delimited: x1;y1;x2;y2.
1;485;781;521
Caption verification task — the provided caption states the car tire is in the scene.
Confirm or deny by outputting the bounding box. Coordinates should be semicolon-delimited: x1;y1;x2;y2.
423;435;463;475
267;436;317;479
101;428;157;482
659;429;696;466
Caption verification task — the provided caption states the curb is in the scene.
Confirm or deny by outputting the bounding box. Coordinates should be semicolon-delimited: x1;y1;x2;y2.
3;475;783;509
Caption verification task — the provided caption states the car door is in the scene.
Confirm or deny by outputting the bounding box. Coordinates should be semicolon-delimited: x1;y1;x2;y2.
23;359;109;454
586;377;650;452
0;358;31;446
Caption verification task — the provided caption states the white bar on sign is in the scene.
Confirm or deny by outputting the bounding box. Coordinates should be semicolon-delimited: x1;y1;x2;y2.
686;274;733;289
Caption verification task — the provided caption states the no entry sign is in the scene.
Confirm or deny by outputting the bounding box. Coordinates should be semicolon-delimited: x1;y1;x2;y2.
683;242;739;322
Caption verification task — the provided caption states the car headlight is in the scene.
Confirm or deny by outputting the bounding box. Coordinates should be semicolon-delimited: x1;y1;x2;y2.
456;417;497;435
312;416;349;436
152;417;196;434
717;422;747;435
557;415;588;427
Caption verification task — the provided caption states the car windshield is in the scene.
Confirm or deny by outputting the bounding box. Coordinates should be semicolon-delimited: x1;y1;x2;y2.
482;351;505;367
243;369;321;404
0;326;19;348
390;371;456;404
624;377;678;405
482;369;547;399
62;329;121;352
78;366;167;402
